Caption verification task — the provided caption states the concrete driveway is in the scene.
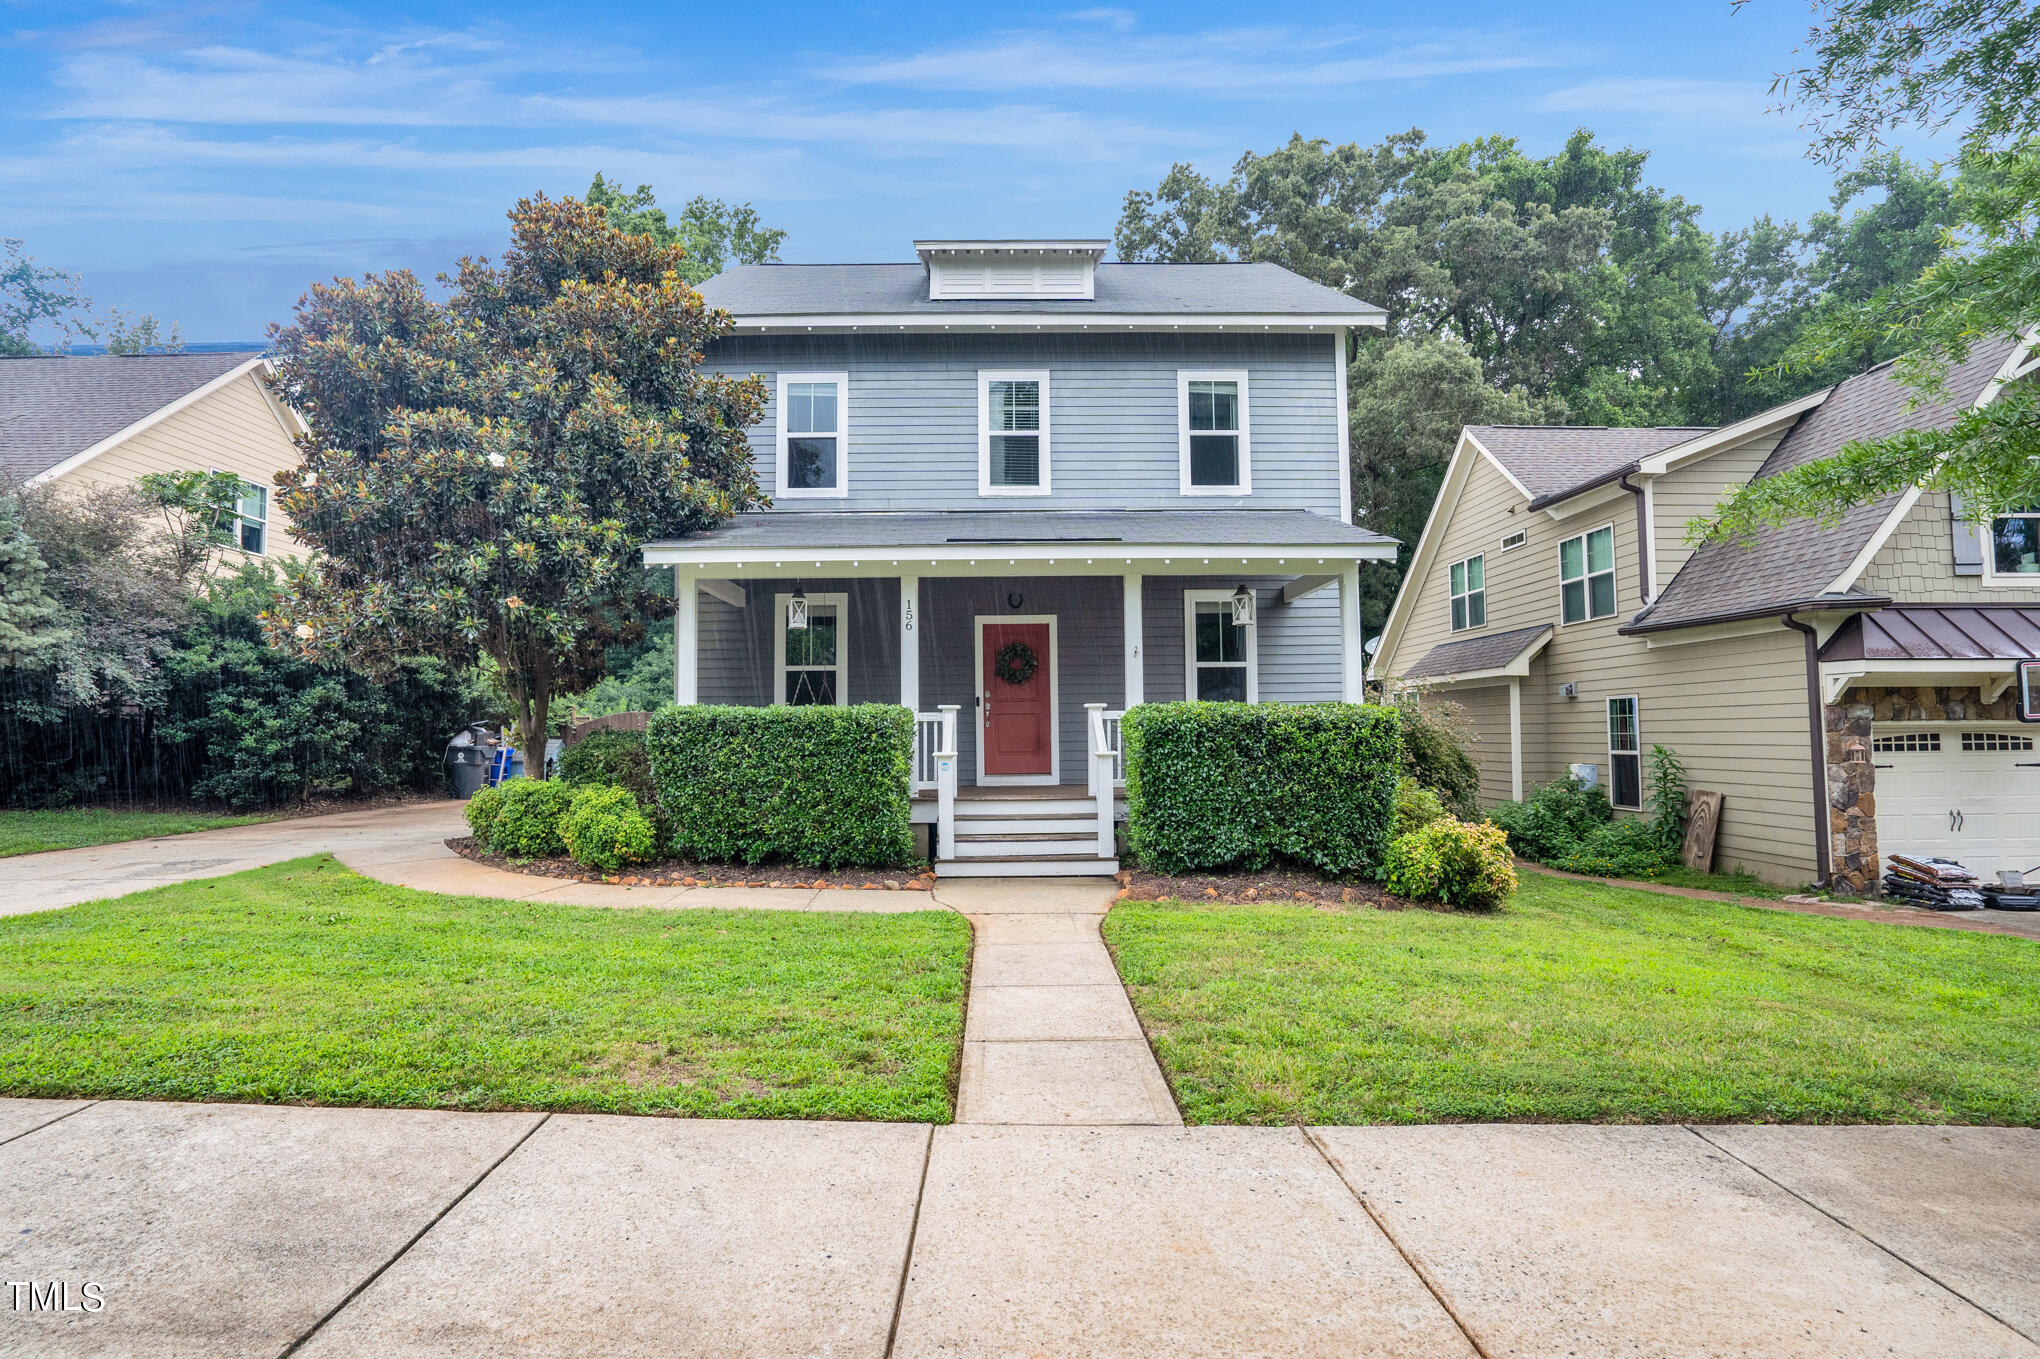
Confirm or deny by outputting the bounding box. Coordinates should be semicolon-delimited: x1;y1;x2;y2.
2;1100;2035;1358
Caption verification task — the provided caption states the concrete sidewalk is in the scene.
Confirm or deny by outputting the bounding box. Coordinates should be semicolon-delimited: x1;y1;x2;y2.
2;1100;2034;1357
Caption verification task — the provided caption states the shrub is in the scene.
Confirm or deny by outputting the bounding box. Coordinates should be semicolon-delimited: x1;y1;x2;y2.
1393;777;1449;840
558;728;656;803
1393;692;1482;818
1488;776;1612;863
561;784;656;872
1122;702;1402;876
488;777;573;858
1645;744;1689;860
647;704;915;868
1382;818;1517;909
464;784;508;843
1554;817;1674;878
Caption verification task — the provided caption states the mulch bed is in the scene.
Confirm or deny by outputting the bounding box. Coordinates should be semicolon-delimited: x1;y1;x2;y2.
1119;866;1432;910
447;837;938;892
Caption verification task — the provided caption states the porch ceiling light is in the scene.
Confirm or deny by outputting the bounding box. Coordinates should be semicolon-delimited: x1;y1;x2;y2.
788;587;809;631
1231;584;1256;627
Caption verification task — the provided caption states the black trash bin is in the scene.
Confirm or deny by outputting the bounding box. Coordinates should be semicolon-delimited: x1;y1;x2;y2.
444;723;494;799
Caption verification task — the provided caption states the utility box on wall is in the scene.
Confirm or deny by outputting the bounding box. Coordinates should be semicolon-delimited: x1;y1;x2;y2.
1569;761;1599;788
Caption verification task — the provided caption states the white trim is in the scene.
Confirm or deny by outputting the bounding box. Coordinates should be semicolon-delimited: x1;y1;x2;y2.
1280;574;1337;603
1447;552;1485;633
973;614;1060;785
1122;573;1144;707
773;371;849;500
899;574;919;711
210;466;269;557
1183;588;1258;702
772;591;850;705
1339;564;1364;701
1466;430;1533;500
1371;430;1481;678
1540;479;1631;522
1976;508;2040;588
643;541;1394;571
1498;530;1528;553
723;312;1387;334
1177;369;1252;495
1334;329;1352;524
1821;656;2022;705
1606;693;1641;811
977;369;1051;497
1640;478;1658;600
1635;389;1830;475
1639;616;1785;649
26;356;270;487
698;578;746;608
674;568;698;704
1394;624;1552;687
1508;677;1524;801
1557;522;1618;626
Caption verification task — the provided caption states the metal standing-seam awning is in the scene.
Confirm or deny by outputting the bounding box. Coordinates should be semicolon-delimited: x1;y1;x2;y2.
1817;607;2040;704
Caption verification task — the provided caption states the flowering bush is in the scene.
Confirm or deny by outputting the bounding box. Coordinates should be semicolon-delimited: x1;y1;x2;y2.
1382;818;1517;910
561;784;656;872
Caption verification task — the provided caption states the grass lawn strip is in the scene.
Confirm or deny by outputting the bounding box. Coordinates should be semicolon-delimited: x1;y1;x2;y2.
1103;871;2040;1126
0;855;969;1122
0;808;281;858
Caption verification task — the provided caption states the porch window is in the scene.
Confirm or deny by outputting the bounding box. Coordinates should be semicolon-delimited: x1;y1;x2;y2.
1607;695;1640;810
1449;554;1484;631
776;373;847;498
1986;509;2040;579
1185;590;1257;701
1178;371;1251;494
979;370;1049;494
774;591;848;705
1559;525;1616;623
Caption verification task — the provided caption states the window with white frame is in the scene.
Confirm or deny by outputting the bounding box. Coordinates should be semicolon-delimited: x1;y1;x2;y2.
774;591;848;705
1178;371;1250;493
1184;589;1256;701
213;470;267;555
1607;695;1641;810
1559;525;1616;623
1449;554;1485;631
1499;530;1527;552
1985;508;2040;580
979;371;1049;494
776;373;847;498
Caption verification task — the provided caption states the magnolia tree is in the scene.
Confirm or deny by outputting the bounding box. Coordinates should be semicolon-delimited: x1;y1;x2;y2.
265;194;767;774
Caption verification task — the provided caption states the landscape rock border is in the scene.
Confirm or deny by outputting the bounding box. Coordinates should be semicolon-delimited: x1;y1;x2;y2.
446;837;937;892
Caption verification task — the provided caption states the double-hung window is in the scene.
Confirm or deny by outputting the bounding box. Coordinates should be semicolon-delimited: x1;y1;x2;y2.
1559;525;1616;623
1449;554;1485;631
1607;696;1641;810
212;469;267;555
1985;508;2040;581
776;373;848;498
979;371;1049;495
1179;370;1250;494
774;592;847;706
1184;589;1256;701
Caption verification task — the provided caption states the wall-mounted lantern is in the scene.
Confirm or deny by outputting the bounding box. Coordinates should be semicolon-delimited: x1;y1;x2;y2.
787;586;809;631
1231;584;1256;627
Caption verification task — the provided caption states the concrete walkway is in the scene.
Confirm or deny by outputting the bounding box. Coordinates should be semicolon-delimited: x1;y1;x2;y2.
3;1100;2035;1357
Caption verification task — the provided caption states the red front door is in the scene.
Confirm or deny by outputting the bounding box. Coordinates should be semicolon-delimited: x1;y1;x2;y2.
982;622;1053;778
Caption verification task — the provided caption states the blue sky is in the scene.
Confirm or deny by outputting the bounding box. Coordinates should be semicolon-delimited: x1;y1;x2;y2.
1;1;1948;342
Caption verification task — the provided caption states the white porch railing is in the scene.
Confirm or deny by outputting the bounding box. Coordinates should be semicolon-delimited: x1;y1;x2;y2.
912;709;958;792
1085;704;1123;860
932;705;959;858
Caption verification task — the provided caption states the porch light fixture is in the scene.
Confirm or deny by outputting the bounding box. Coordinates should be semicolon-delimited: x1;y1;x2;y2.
1231;584;1256;627
787;587;809;631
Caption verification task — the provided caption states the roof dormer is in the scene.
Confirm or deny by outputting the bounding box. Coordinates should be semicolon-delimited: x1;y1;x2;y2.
914;240;1108;301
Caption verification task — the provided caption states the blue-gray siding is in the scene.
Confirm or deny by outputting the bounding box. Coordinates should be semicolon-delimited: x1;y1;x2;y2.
703;333;1344;516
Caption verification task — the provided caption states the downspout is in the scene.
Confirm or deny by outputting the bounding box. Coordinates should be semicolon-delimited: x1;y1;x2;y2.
1781;613;1832;888
1618;474;1652;603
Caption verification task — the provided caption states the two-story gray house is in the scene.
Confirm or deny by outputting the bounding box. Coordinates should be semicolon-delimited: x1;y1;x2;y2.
641;240;1396;876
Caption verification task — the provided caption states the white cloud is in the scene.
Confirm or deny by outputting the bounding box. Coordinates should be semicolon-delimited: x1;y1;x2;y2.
1539;77;1773;125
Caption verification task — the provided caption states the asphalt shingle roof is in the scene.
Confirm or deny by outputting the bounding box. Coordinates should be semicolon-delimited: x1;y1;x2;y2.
1402;623;1553;679
0;352;264;480
695;263;1382;319
1465;425;1712;505
647;508;1393;552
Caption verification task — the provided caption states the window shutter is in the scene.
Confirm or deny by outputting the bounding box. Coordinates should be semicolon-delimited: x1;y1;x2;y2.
1950;492;1984;576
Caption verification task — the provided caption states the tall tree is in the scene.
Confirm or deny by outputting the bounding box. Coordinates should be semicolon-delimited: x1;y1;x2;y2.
265;194;768;772
584;174;787;284
1;240;90;356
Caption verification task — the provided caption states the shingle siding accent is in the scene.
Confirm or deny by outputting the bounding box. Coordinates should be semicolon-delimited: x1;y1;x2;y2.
1856;489;2040;606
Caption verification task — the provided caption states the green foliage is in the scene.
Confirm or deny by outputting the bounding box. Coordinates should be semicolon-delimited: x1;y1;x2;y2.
132;469;244;580
1392;777;1449;840
1121;702;1402;876
561;784;656;872
264;193;770;777
558;728;656;802
585;174;787;285
0;491;63;668
1552;818;1678;878
464;784;507;843
647;705;915;868
1392;693;1483;819
1646;744;1690;860
487;777;573;859
0;808;274;857
1488;775;1614;863
1381;817;1517;909
1;238;90;354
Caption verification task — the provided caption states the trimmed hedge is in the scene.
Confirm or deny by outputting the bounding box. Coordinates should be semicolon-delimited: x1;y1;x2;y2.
647;704;916;868
1121;702;1402;876
558;729;656;806
488;778;573;858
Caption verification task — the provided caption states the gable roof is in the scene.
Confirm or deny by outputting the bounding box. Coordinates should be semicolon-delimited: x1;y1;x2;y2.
696;262;1383;324
0;352;267;481
1464;425;1712;506
1626;335;2026;633
1402;623;1554;681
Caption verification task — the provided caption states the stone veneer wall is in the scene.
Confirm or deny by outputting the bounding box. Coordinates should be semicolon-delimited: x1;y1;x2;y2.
1825;684;2017;894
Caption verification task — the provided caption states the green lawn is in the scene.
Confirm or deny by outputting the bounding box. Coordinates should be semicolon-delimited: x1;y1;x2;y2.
1104;873;2040;1126
0;808;279;858
0;856;970;1121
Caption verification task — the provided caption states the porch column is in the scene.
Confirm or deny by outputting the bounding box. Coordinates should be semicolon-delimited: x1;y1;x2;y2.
899;574;920;712
1508;677;1524;801
673;566;699;705
1339;563;1364;701
1122;572;1144;708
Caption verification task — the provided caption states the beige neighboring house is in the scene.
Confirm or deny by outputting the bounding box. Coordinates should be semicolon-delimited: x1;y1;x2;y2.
1;352;303;560
1372;333;2040;892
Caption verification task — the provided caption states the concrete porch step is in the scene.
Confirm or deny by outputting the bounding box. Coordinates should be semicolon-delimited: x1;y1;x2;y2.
935;856;1120;878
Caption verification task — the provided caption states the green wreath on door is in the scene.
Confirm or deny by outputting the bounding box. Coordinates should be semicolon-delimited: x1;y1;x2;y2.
993;640;1039;686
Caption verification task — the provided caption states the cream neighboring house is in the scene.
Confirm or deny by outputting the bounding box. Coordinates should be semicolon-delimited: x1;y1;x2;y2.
1372;333;2040;892
1;352;303;560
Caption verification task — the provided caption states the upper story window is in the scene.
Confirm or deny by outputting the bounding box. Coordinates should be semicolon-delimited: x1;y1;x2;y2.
776;373;848;499
1559;525;1616;623
213;470;267;555
1449;554;1485;631
979;371;1050;496
1179;371;1251;495
1985;508;2040;582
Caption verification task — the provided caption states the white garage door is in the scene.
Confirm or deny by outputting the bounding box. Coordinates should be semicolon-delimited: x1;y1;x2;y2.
1873;726;2040;878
